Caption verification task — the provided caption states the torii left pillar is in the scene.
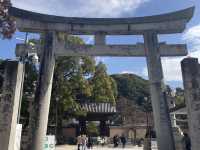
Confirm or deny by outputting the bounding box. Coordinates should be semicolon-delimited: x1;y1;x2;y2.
29;31;55;150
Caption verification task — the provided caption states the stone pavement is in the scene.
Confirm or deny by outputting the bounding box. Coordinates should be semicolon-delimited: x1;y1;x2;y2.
56;145;144;150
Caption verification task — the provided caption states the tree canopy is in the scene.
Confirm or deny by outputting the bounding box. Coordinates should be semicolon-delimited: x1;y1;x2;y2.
111;73;149;106
91;62;117;104
111;73;152;126
174;87;185;106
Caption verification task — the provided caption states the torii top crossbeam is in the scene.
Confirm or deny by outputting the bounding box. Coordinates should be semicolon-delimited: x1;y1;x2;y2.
9;6;194;34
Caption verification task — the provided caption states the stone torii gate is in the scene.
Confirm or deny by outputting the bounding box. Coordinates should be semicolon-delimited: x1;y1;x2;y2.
2;6;195;150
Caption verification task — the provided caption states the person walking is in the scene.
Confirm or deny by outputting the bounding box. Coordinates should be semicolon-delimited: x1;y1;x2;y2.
113;135;119;148
81;134;88;150
182;133;191;150
97;136;101;146
77;135;82;150
87;136;93;149
100;136;106;147
120;134;127;148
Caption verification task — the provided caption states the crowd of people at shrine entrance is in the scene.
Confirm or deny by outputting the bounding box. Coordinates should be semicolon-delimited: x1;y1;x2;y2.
76;134;127;150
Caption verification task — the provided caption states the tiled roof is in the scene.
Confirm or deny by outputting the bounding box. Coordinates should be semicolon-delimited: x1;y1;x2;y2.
81;103;116;113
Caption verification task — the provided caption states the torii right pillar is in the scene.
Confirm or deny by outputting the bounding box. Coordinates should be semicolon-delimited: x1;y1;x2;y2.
144;31;175;150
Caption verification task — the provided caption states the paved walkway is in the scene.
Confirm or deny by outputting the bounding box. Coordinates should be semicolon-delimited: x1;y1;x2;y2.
56;145;143;150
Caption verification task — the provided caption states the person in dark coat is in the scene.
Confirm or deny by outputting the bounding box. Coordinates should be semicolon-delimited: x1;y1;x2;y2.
120;134;127;148
113;135;119;148
87;136;93;149
182;133;191;150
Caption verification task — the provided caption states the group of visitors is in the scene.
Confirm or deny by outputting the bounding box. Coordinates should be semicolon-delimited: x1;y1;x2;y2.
76;132;191;150
113;134;127;148
77;134;93;150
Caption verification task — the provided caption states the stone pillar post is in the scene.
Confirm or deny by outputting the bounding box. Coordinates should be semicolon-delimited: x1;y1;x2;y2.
181;58;200;150
95;33;106;45
30;31;55;150
0;61;25;150
144;31;175;150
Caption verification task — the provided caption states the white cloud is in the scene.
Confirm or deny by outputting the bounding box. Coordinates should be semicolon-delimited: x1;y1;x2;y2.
161;24;200;82
121;70;145;77
12;0;149;17
142;57;184;82
162;57;183;81
85;37;94;44
121;70;135;74
95;57;106;64
142;67;148;77
142;60;184;81
183;25;200;51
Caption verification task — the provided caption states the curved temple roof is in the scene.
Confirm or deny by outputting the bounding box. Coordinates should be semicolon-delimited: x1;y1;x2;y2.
81;103;116;114
9;6;195;34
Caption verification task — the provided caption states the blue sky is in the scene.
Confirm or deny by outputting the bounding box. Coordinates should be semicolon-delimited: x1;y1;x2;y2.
1;0;200;88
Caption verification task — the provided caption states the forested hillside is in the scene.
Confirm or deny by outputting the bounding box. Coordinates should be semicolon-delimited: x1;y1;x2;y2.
111;73;150;106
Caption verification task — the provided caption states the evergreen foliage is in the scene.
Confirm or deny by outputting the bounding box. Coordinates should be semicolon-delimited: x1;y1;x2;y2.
174;87;185;106
87;121;99;136
91;62;117;104
111;73;149;106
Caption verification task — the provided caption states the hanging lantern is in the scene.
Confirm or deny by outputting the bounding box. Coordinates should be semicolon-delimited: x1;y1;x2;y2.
0;0;16;39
